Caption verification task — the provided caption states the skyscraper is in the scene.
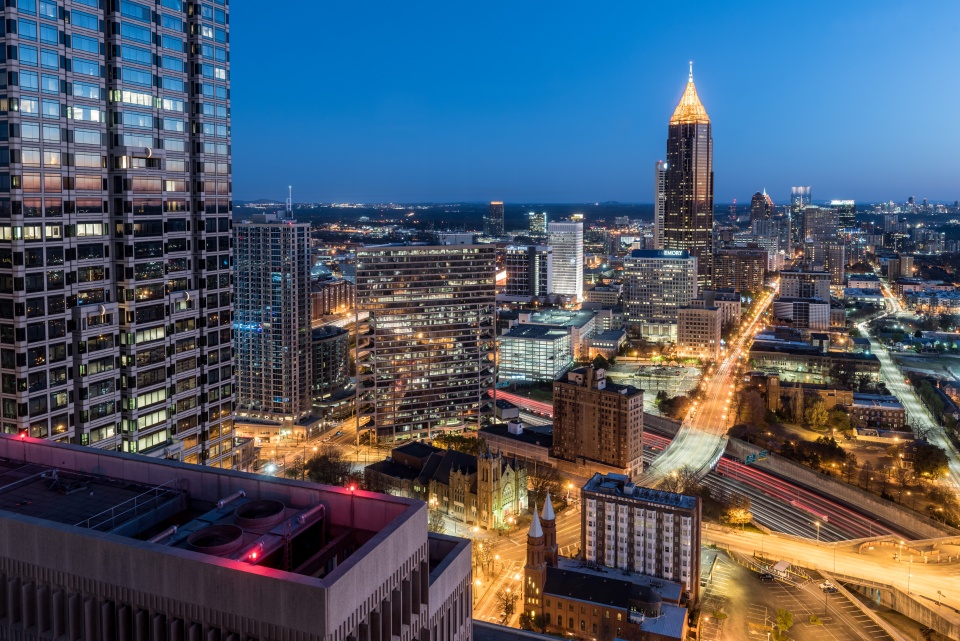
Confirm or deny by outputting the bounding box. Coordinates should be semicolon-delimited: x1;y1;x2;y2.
356;243;496;442
622;249;698;324
0;0;234;465
234;214;312;423
503;245;553;300
653;160;668;249
529;211;547;236
790;186;812;249
484;200;505;237
547;221;584;301
830;199;857;229
750;190;774;222
663;63;714;287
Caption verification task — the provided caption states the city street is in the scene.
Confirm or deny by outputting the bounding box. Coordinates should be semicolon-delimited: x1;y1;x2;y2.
860;286;960;490
637;287;776;485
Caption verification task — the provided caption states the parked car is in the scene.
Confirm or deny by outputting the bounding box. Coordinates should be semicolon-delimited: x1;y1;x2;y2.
758;572;774;581
818;581;838;593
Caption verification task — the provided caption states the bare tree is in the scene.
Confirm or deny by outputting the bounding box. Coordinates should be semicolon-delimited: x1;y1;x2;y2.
495;588;517;624
659;466;701;495
529;463;563;507
428;509;446;534
721;493;753;529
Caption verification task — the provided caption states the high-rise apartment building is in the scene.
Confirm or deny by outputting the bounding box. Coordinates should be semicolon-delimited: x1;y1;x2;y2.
528;211;547;236
750;189;774;222
663;65;714;287
888;254;914;281
653;159;668;249
503;244;552;300
779;270;832;301
552;367;644;477
234;215;311;422
484;200;504;237
713;247;768;292
582;472;702;603
803;206;839;242
677;306;722;360
622;249;697;324
547;221;583;301
311;325;350;406
356;243;496;442
0;0;234;465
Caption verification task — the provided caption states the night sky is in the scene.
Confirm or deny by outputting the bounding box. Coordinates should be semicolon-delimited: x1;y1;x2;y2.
230;1;960;204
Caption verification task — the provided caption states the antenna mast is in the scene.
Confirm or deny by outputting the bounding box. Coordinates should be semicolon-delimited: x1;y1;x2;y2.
286;185;293;219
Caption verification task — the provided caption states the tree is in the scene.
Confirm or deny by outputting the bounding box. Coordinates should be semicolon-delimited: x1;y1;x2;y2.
659;466;701;495
519;612;547;633
737;390;767;427
774;608;794;641
721;493;753;529
432;433;485;456
790;390;805;424
592;354;610;370
859;460;874;491
495;588;517;624
913;442;950;479
303;446;353;485
428;509;446;534
804;400;830;429
529;463;563;508
843;454;858;483
829;409;852;434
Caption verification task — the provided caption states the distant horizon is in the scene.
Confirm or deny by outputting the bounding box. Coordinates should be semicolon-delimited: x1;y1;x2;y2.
237;197;958;207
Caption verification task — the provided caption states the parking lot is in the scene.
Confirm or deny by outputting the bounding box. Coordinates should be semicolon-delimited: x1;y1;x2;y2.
702;550;896;641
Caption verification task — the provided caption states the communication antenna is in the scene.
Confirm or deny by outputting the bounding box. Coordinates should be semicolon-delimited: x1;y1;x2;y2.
285;185;293;219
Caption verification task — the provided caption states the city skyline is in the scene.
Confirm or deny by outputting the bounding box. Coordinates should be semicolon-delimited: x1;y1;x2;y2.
231;2;960;203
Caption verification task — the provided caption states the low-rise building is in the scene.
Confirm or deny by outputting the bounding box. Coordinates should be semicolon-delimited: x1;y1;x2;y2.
585;283;623;307
844;288;887;306
773;297;831;330
779;270;831;301
586;329;627;360
849;393;907;430
691;288;741;327
749;341;881;384
676;306;722;360
517;309;598;361
365;441;527;531
499;324;573;382
846;273;881;290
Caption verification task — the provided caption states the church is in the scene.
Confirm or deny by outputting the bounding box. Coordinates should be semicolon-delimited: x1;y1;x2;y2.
523;494;689;641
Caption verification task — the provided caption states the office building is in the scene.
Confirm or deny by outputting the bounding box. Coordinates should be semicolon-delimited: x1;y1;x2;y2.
356;243;496;442
513;309;597;361
310;277;356;320
713;248;767;292
622;249;697;324
888;255;915;281
582;472;702;604
772;297;831;330
0;435;471;641
677;306;722;360
663;64;714;287
365;441;527;531
779;270;832;301
503;245;552;301
691;288;741;327
311;325;350;401
790;186;812;248
0;0;234;465
547;221;584;301
234;215;312;422
484;200;505;237
529;211;547;236
750;190;774;222
830;199;857;229
524;495;690;641
498;324;573;383
553;367;644;477
802;206;838;242
585;283;622;307
653;160;668;249
823;242;846;287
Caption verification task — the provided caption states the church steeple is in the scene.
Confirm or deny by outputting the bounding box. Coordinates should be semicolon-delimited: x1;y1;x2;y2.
524;504;546;615
541;492;558;567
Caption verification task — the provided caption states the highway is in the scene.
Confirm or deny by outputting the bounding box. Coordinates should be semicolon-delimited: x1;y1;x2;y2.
861;284;960;490
635;287;776;485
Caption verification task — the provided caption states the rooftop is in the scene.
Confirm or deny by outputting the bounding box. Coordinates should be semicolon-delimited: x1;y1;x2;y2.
522;309;597;329
626;249;692;260
669;64;709;126
501;324;571;341
852;394;905;410
583;472;699;510
480;423;554;449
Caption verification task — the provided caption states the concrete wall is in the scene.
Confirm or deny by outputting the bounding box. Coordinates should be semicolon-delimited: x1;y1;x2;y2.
725;438;957;540
643;413;682;438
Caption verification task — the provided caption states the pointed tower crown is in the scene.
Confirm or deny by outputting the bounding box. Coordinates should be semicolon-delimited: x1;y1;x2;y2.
542;492;555;521
528;504;543;538
670;61;710;126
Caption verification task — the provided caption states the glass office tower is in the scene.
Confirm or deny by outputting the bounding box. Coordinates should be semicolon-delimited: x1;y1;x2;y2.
0;0;235;467
663;64;713;288
356;243;496;442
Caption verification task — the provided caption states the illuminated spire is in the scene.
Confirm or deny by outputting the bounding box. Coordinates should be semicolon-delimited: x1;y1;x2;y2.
670;62;710;126
542;492;555;521
528;504;543;538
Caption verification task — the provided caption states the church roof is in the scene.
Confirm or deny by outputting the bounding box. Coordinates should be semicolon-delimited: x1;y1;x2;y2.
528;504;543;538
670;62;710;126
541;492;555;521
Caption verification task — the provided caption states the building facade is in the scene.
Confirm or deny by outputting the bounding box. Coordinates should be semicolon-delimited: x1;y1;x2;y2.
750;190;774;222
547;221;584;301
498;324;573;383
663;65;713;287
0;435;472;641
802;206;838;242
484;200;505;237
582;473;701;604
653;160;668;249
677;306;722;360
622;249;697;324
772;297;831;330
691;288;741;327
311;325;350;401
503;245;552;300
234;215;312;421
356;243;496;442
552;367;644;477
310;277;356;320
830;199;856;229
0;0;235;465
529;211;547;236
790;186;812;249
713;248;767;292
779;270;832;301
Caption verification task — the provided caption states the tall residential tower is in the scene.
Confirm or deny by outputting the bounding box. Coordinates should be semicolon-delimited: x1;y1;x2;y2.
484;200;504;237
0;0;234;465
547;221;583;301
663;63;714;287
653;160;668;249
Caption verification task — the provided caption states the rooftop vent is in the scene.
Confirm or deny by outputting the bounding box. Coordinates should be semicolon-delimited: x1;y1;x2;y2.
187;525;244;556
234;500;286;529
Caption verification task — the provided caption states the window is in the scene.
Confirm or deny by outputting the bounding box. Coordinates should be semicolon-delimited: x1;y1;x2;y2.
120;1;152;22
41;75;59;94
120;44;152;65
161;14;182;31
73;35;99;54
120;22;152;44
18;19;38;41
72;11;99;31
161;35;183;52
19;45;39;67
40;24;58;45
73;58;100;77
121;67;152;87
40;49;58;69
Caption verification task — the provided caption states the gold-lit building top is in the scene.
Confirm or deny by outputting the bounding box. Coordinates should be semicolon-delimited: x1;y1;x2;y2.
670;62;710;126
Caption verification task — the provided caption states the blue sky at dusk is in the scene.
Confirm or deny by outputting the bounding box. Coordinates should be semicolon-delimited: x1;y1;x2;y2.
231;1;960;204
